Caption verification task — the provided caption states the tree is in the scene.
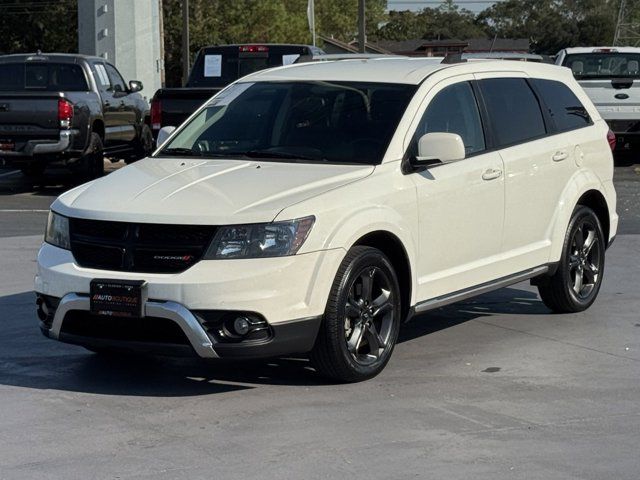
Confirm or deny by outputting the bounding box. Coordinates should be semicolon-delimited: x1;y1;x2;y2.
0;0;77;54
379;2;487;41
476;0;620;54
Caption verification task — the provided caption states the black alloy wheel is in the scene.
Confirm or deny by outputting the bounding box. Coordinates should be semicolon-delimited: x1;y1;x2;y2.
311;246;401;382
537;206;606;313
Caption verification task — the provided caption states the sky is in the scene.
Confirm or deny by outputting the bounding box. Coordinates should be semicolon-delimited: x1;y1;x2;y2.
386;1;501;13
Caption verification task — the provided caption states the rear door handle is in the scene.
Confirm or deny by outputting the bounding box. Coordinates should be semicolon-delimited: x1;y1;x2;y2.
104;101;111;107
482;168;502;181
552;151;568;162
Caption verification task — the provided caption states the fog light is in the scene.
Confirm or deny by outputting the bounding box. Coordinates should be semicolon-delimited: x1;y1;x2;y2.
233;317;250;336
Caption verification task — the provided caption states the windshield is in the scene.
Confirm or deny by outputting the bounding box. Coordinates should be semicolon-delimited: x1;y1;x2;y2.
158;81;417;165
564;53;640;79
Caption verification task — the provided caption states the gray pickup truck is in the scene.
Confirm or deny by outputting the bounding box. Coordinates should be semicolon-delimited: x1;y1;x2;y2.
0;53;153;179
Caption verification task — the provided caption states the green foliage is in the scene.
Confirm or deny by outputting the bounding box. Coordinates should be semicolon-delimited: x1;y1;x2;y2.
379;2;484;41
0;0;77;54
0;0;638;87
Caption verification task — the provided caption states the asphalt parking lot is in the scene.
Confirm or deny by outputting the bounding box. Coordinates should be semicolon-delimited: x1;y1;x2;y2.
1;157;639;479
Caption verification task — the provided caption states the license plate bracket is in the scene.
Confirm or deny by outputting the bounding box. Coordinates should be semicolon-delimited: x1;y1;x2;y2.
90;279;147;318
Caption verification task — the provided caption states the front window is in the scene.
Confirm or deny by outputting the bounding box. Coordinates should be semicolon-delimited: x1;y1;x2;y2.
158;81;417;165
564;53;640;79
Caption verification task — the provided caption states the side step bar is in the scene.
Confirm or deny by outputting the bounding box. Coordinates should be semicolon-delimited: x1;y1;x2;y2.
411;265;550;316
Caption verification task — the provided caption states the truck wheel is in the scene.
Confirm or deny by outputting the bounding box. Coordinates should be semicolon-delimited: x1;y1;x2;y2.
311;246;401;383
537;206;606;313
20;163;46;178
72;133;104;180
126;124;153;164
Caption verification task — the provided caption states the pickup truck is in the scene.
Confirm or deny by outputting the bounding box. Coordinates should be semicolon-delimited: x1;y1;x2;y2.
556;47;640;152
150;44;324;139
0;53;153;179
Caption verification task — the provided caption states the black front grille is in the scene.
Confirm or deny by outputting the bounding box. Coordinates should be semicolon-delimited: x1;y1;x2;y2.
69;218;216;273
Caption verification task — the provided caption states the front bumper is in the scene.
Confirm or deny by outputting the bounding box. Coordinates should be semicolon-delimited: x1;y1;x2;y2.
35;243;344;358
39;293;322;359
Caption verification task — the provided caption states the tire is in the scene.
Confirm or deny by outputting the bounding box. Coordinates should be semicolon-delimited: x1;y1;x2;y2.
127;123;153;164
537;206;606;313
311;246;402;383
20;163;46;178
71;132;104;180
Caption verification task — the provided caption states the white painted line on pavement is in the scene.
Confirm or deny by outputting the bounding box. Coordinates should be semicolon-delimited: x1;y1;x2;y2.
0;170;20;178
0;209;49;213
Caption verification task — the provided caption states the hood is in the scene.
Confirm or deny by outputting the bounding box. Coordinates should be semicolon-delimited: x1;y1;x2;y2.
53;157;374;224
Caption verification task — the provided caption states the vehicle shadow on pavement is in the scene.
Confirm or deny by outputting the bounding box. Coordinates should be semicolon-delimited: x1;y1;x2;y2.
399;287;547;344
0;288;547;395
0;291;331;395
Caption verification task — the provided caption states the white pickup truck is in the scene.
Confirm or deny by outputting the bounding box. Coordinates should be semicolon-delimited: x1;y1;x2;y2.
556;47;640;152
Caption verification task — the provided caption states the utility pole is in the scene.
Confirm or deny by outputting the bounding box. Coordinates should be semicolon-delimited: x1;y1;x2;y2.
308;0;316;47
358;0;365;53
158;0;165;87
181;0;190;86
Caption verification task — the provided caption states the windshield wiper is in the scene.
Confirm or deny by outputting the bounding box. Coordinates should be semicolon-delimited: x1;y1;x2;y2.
243;149;322;161
159;147;202;157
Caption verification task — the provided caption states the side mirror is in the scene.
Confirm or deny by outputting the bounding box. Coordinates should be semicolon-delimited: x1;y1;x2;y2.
415;132;466;165
157;126;176;147
129;80;143;93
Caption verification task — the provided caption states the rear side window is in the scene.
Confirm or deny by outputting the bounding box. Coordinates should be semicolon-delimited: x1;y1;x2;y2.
0;63;89;91
479;78;546;147
411;82;486;156
531;79;591;132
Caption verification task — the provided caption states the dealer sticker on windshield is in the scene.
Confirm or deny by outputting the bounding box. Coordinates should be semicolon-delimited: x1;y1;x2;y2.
90;279;147;318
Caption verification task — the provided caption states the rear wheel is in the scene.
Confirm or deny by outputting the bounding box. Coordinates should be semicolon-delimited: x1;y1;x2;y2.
126;124;153;164
311;246;401;382
71;132;104;180
537;206;606;313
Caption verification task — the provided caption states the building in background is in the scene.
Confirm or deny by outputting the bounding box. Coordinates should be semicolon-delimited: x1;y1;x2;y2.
78;0;163;99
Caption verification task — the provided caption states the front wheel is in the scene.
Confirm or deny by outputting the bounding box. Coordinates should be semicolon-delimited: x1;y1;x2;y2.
537;206;606;313
311;246;401;382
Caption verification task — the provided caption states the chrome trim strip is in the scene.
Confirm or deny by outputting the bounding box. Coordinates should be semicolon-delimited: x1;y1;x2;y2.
413;265;549;314
48;293;218;358
32;130;73;154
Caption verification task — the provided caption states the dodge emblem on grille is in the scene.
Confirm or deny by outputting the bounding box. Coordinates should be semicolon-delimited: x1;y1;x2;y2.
153;255;194;262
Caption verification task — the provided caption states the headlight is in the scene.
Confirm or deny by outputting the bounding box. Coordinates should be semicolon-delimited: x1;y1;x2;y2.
204;216;315;259
45;211;70;250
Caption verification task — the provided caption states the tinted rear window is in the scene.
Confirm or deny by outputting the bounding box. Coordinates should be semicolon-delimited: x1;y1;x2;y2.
0;63;89;91
480;78;546;147
532;79;591;132
563;53;640;79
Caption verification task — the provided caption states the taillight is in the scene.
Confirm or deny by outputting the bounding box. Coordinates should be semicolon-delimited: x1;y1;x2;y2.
58;98;73;128
151;99;161;130
607;129;616;151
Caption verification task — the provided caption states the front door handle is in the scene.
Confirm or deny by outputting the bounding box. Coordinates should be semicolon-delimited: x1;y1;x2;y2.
482;168;502;181
552;151;568;162
104;101;111;107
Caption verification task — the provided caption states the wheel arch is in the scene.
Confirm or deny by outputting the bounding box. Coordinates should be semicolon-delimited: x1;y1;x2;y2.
548;170;613;262
577;189;610;243
352;230;413;320
91;119;105;141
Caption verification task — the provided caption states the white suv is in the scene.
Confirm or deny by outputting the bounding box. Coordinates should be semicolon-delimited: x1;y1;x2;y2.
556;47;640;151
36;58;618;382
